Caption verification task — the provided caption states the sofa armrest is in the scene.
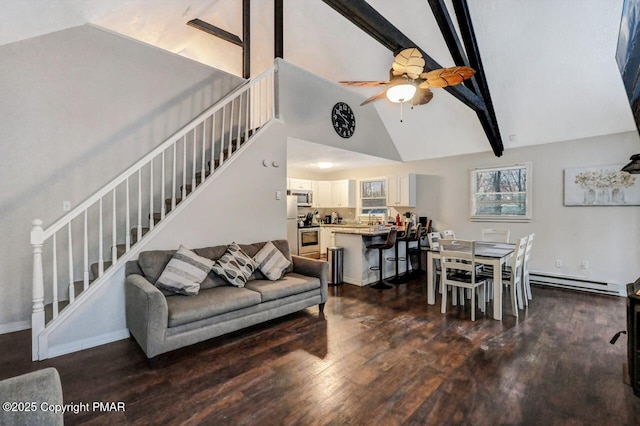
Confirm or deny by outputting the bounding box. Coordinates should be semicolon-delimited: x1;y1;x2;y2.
125;274;168;358
0;368;63;426
292;255;328;303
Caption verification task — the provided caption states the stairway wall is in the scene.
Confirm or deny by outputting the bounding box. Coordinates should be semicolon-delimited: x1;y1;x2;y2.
0;25;244;333
44;124;287;357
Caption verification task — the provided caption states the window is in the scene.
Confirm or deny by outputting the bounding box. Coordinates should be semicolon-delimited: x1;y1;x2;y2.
470;163;532;221
360;179;388;215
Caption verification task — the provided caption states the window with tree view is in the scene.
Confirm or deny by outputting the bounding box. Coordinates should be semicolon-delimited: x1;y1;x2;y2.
360;180;388;215
470;163;531;221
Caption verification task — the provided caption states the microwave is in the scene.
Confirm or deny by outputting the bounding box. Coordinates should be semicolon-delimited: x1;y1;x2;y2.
287;189;313;207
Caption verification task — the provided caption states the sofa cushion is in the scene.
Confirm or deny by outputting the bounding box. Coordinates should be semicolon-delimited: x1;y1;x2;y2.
253;241;291;280
155;245;214;296
166;286;262;327
244;272;320;302
212;242;257;287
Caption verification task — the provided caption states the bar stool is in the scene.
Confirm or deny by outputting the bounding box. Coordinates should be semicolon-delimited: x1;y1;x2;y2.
366;229;397;290
407;224;423;277
388;223;412;283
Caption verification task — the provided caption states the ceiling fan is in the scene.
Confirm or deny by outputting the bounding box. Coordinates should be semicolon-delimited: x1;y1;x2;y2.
340;48;476;120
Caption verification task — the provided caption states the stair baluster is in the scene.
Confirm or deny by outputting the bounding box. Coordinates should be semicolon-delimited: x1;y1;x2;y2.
67;223;74;304
137;169;142;243
228;98;234;161
192;129;197;191
125;178;131;251
161;151;166;220
111;190;117;263
99;198;105;274
220;105;226;166
149;160;154;230
52;234;58;319
83;211;89;290
210;112;216;173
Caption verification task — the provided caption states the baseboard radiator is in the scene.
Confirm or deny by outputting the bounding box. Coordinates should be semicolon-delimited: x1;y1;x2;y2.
530;272;623;296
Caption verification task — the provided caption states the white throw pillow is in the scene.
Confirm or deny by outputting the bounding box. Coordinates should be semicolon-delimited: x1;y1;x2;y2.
253;241;291;281
155;245;214;296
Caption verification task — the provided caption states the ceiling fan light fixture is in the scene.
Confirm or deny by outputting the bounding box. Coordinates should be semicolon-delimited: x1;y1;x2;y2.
386;83;416;103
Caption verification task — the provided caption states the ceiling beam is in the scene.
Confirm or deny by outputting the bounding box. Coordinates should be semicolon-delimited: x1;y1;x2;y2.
452;0;503;156
242;0;250;79
187;19;243;47
320;0;485;112
275;0;284;58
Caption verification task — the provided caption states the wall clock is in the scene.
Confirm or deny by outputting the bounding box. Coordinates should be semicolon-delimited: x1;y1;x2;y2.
331;102;356;138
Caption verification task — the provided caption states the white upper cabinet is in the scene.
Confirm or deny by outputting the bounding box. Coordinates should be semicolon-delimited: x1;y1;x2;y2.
387;174;416;207
331;179;356;208
288;178;312;191
317;181;333;207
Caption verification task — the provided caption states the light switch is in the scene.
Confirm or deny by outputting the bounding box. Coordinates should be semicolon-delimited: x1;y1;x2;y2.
63;201;71;211
275;190;282;200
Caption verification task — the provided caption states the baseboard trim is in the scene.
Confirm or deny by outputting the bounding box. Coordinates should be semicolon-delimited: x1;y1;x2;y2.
46;329;130;359
530;271;624;296
0;320;30;334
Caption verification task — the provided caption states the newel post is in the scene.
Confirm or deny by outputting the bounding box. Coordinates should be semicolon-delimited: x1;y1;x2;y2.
31;219;45;361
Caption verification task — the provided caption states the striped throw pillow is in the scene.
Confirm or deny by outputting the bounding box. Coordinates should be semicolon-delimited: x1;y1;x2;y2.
253;241;291;280
211;242;257;287
155;245;214;296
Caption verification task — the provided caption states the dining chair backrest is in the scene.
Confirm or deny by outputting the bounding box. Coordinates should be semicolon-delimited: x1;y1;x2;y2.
440;239;477;277
481;228;511;243
442;230;455;239
522;233;535;302
427;232;441;249
524;233;535;264
508;236;528;277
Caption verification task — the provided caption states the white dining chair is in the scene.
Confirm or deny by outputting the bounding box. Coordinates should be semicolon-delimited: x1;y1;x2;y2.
442;229;456;239
440;239;486;321
522;233;535;304
501;236;528;316
481;228;511;243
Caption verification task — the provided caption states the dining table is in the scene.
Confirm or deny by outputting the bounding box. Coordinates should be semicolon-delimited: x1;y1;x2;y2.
424;241;516;320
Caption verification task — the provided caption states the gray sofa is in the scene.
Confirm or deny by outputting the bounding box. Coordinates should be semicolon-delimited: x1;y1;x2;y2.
125;239;328;360
0;368;63;425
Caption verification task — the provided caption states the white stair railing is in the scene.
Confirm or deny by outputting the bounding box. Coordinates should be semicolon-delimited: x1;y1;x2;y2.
30;66;277;361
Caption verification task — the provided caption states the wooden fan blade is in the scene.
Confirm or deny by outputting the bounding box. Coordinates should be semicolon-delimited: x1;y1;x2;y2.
412;87;433;106
420;66;476;88
360;88;388;106
417;79;430;89
392;48;425;78
339;80;389;87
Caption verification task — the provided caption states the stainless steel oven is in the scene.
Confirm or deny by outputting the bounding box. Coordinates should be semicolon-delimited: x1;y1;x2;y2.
298;227;320;259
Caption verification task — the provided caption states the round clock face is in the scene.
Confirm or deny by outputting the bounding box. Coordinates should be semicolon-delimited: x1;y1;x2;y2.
331;102;356;138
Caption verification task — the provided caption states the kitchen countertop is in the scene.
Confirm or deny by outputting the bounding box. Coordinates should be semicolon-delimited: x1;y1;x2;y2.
330;226;390;236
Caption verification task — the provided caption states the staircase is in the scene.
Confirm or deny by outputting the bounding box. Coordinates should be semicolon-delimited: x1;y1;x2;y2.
30;66;277;360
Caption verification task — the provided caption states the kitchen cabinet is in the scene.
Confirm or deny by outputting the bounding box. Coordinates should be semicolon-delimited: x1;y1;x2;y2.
387;174;416;207
315;181;333;207
288;178;312;191
320;227;334;256
331;179;356;207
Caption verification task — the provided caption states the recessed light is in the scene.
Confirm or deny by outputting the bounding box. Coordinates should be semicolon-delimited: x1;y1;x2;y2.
318;162;333;169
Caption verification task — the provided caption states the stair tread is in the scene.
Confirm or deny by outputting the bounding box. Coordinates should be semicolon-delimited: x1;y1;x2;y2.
90;260;113;280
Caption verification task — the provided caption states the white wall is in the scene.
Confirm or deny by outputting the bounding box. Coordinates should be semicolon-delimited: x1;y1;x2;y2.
277;60;402;162
45;124;287;355
315;131;640;288
0;25;243;332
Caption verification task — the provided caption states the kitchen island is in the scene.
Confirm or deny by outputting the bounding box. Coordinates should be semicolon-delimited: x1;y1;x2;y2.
331;226;407;286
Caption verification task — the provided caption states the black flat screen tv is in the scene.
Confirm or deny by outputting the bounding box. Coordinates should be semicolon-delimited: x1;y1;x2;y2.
617;0;640;130
617;0;640;173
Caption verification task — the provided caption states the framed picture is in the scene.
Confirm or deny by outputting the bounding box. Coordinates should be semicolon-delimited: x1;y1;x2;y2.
564;164;640;206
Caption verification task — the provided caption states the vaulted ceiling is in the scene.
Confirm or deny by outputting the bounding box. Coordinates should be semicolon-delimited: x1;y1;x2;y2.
1;0;636;162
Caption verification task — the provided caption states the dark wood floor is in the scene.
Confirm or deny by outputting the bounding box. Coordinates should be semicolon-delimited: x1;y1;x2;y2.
2;277;639;425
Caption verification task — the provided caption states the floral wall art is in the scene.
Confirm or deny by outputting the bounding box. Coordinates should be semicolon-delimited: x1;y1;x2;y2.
564;164;640;206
